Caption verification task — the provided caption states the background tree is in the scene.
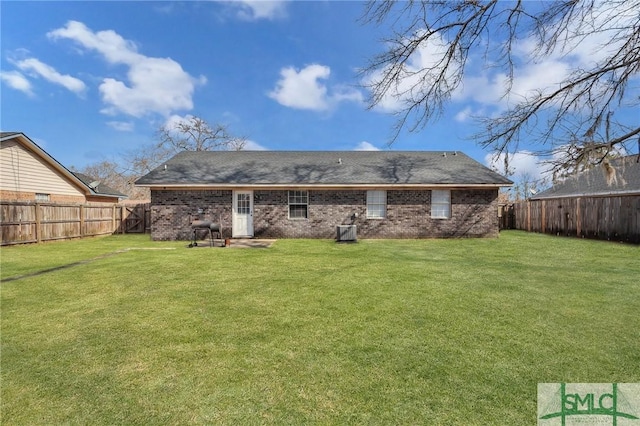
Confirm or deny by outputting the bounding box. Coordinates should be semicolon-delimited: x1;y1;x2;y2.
157;115;247;152
130;115;247;176
510;171;541;201
361;0;640;176
73;160;149;200
79;116;246;200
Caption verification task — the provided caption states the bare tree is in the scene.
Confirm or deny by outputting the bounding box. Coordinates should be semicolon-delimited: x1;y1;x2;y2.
510;171;542;201
79;116;247;199
361;0;640;175
156;115;247;153
73;160;149;200
129;115;247;176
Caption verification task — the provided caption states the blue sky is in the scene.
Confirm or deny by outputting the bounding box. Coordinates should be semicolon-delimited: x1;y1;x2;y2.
1;1;637;184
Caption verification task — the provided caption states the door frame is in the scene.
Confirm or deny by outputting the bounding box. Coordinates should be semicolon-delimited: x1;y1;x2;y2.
232;190;254;237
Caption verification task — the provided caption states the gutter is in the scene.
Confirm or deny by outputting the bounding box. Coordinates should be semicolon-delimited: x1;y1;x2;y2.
135;183;512;190
531;190;640;200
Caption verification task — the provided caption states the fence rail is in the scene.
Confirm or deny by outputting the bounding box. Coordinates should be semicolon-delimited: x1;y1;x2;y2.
1;202;150;246
500;195;640;244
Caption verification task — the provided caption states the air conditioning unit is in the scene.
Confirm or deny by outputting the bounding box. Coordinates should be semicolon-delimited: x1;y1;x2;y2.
337;225;357;242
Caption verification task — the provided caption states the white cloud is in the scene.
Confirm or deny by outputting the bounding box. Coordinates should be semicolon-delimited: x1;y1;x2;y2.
163;114;193;130
269;64;330;111
454;106;473;123
484;150;549;182
47;20;205;117
106;121;134;132
227;1;288;21
454;60;571;111
269;64;363;112
243;140;268;150
354;141;379;151
365;2;639;122
0;70;34;96
13;58;86;95
48;21;139;64
455;2;639;116
332;84;365;104
365;32;458;114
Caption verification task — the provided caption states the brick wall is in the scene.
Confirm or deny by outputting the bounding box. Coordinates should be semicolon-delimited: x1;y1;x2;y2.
1;189;86;204
150;188;499;240
150;190;233;240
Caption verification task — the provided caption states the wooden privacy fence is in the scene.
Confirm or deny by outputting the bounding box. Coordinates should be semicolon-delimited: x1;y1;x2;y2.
1;202;150;246
500;195;640;244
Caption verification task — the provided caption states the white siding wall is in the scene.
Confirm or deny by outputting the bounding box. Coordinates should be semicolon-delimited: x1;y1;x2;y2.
0;140;85;197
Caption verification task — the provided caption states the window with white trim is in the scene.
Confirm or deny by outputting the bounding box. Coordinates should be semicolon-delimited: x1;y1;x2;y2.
431;190;451;219
367;190;386;219
288;190;308;219
35;193;50;202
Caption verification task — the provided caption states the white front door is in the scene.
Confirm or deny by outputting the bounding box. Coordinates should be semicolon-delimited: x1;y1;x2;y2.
232;191;253;237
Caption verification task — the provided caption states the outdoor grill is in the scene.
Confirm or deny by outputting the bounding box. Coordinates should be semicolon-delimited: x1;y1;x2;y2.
189;220;222;247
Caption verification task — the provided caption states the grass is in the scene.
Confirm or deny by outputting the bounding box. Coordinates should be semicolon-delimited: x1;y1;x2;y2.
1;231;639;424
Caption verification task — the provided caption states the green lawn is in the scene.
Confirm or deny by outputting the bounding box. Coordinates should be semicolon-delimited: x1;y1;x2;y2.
1;232;639;425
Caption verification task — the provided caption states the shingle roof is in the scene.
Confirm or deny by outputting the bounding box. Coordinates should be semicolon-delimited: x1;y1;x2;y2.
532;155;640;199
72;172;127;198
135;151;512;187
1;132;21;139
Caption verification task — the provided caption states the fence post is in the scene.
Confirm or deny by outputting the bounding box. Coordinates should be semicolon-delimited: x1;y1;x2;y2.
145;203;150;234
526;200;531;232
80;205;85;237
576;197;581;237
111;205;116;234
35;203;42;243
541;200;546;234
120;205;125;234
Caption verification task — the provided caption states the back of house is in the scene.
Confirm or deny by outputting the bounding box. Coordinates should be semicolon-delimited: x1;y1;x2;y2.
135;150;512;240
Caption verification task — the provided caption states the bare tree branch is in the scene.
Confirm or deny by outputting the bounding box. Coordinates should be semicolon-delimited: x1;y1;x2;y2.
73;160;150;200
361;0;640;175
156;116;247;153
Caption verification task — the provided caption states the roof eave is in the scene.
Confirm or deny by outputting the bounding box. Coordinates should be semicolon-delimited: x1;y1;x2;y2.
136;182;511;189
531;189;640;199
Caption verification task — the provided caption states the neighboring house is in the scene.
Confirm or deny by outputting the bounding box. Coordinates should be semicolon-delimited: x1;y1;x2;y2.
519;155;640;243
135;151;512;240
531;155;640;200
71;171;127;203
1;132;126;204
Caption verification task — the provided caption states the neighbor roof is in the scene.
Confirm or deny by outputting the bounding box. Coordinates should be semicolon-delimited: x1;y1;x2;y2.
1;132;21;139
135;151;512;187
532;155;640;199
72;172;127;198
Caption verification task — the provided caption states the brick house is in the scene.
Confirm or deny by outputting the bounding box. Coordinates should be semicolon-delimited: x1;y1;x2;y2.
135;151;512;240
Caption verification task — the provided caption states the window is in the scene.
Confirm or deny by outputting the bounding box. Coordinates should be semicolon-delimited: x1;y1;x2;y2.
367;190;386;219
288;190;308;219
431;190;451;219
35;193;50;202
236;193;251;214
